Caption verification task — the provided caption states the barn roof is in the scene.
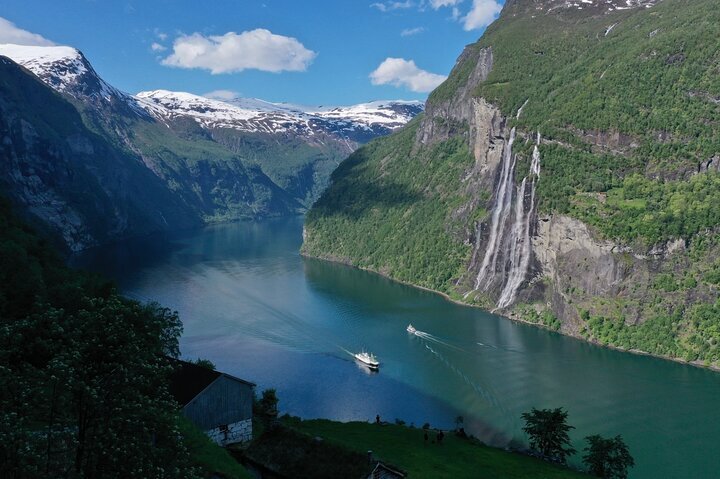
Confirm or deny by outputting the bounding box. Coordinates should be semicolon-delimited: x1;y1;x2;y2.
168;359;255;407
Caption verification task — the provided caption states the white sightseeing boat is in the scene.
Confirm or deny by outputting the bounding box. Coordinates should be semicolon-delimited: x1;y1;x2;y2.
406;324;417;334
354;351;380;370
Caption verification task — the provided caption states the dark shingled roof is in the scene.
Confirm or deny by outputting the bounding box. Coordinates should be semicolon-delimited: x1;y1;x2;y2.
169;360;222;407
168;359;255;407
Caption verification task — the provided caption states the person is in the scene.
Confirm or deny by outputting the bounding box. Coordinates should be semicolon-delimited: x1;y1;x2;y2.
376;414;380;424
424;431;428;445
437;430;445;444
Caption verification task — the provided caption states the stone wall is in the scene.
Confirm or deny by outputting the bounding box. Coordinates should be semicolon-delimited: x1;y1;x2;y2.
205;418;252;446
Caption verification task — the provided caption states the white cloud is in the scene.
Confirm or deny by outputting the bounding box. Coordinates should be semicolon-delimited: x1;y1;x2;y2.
161;29;317;74
203;89;239;101
429;0;462;8
371;1;414;12
462;0;502;30
0;17;54;46
157;32;168;41
401;27;425;37
151;42;166;52
370;57;446;93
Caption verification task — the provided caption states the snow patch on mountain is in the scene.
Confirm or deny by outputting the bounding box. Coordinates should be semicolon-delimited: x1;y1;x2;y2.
528;0;659;13
0;43;152;119
135;89;423;139
0;44;86;85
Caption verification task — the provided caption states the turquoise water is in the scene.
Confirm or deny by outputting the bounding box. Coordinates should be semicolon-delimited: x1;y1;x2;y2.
76;217;720;478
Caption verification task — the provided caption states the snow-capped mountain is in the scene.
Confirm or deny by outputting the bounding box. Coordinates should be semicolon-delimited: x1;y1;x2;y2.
0;44;148;117
136;89;423;142
0;44;422;143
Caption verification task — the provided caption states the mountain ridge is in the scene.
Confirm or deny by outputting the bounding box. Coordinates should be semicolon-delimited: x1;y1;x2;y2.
0;43;421;251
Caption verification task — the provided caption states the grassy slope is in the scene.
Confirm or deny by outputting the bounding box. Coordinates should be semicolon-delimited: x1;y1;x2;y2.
287;418;588;479
304;0;720;364
177;417;252;479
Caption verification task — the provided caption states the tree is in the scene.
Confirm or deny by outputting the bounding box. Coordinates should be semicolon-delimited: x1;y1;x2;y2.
583;435;635;479
257;389;279;418
192;358;216;370
521;407;576;463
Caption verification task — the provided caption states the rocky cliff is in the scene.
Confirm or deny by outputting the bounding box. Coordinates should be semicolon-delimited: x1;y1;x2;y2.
304;0;720;365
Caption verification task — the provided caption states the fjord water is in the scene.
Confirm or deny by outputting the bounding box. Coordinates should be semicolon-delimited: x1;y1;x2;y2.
77;217;720;478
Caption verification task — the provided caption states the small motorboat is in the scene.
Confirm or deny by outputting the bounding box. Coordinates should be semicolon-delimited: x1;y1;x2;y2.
407;324;417;334
354;351;380;370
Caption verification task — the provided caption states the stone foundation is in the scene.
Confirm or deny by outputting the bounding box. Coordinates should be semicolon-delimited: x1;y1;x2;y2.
206;418;252;446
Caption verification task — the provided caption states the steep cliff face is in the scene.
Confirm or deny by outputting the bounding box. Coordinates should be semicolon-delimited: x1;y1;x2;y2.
417;46;494;147
0;58;200;251
304;0;720;365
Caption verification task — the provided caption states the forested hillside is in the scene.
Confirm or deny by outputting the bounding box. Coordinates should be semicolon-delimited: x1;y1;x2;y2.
0;198;197;477
304;0;720;366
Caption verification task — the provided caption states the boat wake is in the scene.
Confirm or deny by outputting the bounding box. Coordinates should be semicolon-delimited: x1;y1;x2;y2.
408;325;478;354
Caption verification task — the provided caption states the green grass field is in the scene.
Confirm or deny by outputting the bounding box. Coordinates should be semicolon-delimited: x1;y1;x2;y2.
285;418;588;478
177;417;253;479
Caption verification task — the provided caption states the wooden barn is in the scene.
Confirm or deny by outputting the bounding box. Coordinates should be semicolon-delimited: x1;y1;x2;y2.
169;360;255;446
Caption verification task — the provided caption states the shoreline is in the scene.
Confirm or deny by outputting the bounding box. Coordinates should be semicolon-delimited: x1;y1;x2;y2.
300;250;720;373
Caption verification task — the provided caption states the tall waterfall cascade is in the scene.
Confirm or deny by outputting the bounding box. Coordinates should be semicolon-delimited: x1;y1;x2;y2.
466;128;542;310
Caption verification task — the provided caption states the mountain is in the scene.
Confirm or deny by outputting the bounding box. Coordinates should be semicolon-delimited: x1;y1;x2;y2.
0;56;203;251
135;89;422;204
303;0;720;365
0;44;421;251
137;90;421;143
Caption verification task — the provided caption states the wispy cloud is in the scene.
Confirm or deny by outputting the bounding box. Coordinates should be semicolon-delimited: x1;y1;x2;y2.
401;27;425;37
370;57;446;93
370;1;414;12
0;17;54;46
462;0;502;30
151;42;166;52
203;89;239;101
428;0;462;8
161;29;317;74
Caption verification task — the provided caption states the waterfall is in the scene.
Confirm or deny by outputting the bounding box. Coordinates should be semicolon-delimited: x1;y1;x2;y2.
496;138;541;309
467;127;517;295
516;99;529;120
466;128;542;309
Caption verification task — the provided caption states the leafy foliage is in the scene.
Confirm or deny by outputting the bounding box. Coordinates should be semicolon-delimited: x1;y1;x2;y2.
582;435;634;479
0;200;197;478
254;388;279;419
521;408;577;464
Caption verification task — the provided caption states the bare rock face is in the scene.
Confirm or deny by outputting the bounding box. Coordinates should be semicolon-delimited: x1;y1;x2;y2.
699;156;720;173
416;47;494;147
532;215;632;331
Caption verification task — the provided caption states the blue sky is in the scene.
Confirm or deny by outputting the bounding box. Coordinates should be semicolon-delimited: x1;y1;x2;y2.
0;0;503;105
